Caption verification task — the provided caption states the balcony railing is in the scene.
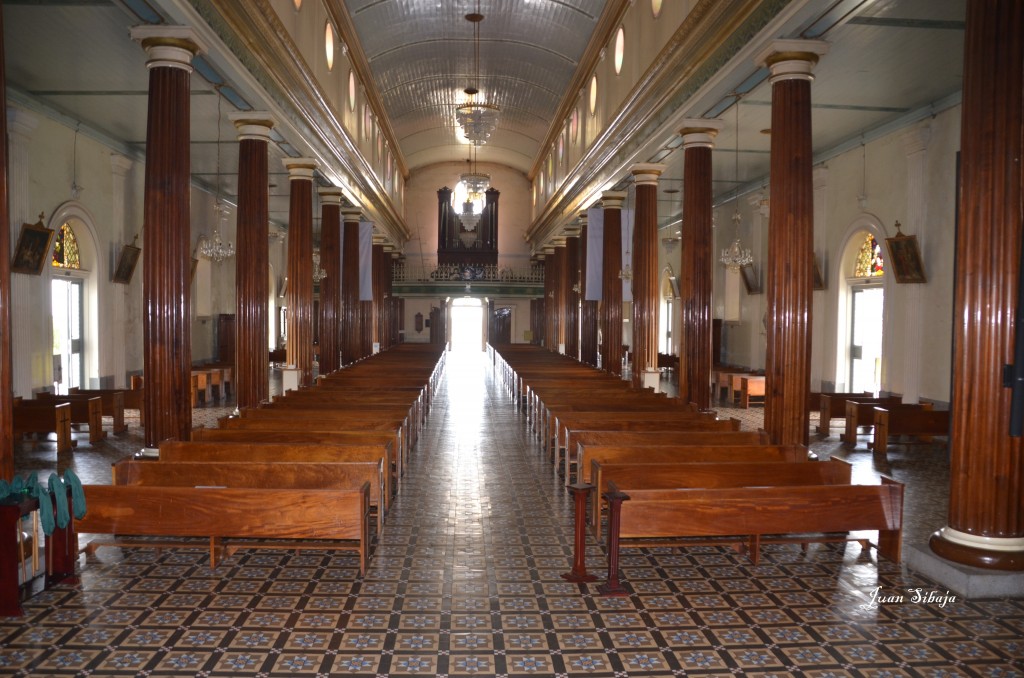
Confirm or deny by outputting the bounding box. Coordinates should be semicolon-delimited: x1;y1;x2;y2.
393;261;545;285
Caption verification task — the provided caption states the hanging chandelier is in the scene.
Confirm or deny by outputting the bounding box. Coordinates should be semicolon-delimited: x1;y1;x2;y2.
459;144;488;236
720;96;753;271
312;248;326;283
456;4;499;145
200;88;235;263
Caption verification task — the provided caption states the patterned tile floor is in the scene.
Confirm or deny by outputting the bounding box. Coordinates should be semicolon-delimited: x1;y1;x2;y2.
2;354;1023;676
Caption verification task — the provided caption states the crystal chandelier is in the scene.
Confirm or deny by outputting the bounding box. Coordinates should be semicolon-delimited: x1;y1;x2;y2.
459;145;488;237
312;248;326;283
201;202;236;262
456;4;499;145
200;89;235;263
720;96;752;271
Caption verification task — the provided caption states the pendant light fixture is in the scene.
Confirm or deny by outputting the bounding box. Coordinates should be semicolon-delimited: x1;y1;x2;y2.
200;88;236;263
720;96;753;271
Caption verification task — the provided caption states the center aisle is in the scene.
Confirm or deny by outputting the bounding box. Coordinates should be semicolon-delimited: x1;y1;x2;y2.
349;348;590;676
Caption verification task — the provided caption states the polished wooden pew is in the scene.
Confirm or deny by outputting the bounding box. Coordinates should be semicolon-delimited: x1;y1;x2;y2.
581;444;811;531
597;475;904;593
557;414;740;482
67;388;128;433
737;376;766;408
35;394;106;443
841;401;932;443
76;482;371;572
114;455;386;535
817;394;899;433
870;406;951;456
12;400;74;453
159;440;391;529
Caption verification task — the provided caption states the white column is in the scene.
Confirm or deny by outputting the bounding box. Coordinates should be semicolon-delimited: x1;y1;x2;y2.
811;165;829;390
898;122;931;404
109;154;134;387
7;108;39;397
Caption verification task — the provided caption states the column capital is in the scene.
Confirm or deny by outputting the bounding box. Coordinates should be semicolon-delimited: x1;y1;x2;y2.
813;166;829;190
229;111;275;141
578;209;589;225
319;187;344;205
901;122;932;156
678;119;725;148
631;163;667;186
283;157;317;180
130;26;207;72
110;154;134;177
755;39;829;82
341;206;363;222
6;107;38;139
601;190;627;209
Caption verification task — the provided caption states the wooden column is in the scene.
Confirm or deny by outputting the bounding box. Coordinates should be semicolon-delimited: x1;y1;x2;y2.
318;188;343;375
930;0;1024;570
0;3;12;479
565;235;581;361
341;207;362;365
555;245;568;354
372;242;385;353
679;121;724;410
756;40;828;446
600;191;626;376
579;212;599;367
131;27;206;447
630;164;666;390
543;255;555;350
230;112;274;409
283;158;316;387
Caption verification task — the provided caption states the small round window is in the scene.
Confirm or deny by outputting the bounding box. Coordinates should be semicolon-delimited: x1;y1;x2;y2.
325;22;335;71
651;0;663;18
293;0;302;11
570;108;579;145
348;70;357;111
363;104;372;141
589;75;598;116
613;27;624;75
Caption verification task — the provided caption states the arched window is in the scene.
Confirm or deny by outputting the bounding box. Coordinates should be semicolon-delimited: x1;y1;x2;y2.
853;232;884;278
52;222;81;270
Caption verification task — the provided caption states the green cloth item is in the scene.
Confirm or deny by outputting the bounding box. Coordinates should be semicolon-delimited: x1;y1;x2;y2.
64;469;87;519
48;473;71;529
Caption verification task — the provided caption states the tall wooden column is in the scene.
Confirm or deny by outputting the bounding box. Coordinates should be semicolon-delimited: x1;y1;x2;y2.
579;211;599;366
0;3;12;479
318;187;343;375
543;255;556;350
341;207;363;365
630;164;665;390
372;242;386;353
600;191;626;376
131;27;206;446
554;245;568;354
231;113;273;409
756;40;828;446
283;158;316;387
565;235;580;361
930;0;1024;571
679;121;724;409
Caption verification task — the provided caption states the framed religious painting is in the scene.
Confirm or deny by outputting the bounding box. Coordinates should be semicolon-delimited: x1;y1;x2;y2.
885;222;926;284
740;264;761;294
113;242;141;284
12;218;55;275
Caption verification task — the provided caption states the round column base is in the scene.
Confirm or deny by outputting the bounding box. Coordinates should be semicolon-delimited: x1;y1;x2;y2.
929;530;1024;571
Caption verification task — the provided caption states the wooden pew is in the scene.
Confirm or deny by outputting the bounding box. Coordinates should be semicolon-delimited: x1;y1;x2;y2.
36;394;106;443
162;440;392;521
67;388;128;433
582;444;812;531
842;401;932;443
558;415;741;483
598;475;904;593
817;394;899;433
114;456;386;535
76;483;371;572
738;376;766;408
871;406;951;456
12;400;74;453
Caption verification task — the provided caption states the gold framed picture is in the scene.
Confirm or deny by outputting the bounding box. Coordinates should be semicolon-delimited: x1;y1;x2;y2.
113;243;141;284
12;219;55;275
885;229;926;284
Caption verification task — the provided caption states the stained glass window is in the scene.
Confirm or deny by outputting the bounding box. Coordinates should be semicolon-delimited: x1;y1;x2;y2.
52;222;81;270
853;232;884;278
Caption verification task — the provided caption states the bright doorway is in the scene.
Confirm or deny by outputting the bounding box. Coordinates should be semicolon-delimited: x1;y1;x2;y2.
849;285;884;393
52;277;84;394
450;297;484;352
